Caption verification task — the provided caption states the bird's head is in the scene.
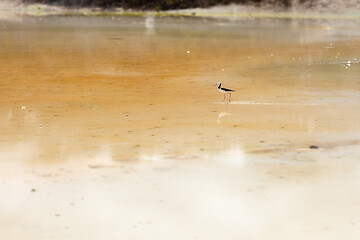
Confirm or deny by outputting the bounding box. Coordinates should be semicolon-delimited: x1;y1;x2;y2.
214;82;221;87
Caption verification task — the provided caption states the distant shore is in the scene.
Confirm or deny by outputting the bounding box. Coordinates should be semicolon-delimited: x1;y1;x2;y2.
0;1;360;20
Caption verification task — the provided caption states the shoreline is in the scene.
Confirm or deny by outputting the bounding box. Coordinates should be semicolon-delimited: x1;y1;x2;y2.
1;2;360;20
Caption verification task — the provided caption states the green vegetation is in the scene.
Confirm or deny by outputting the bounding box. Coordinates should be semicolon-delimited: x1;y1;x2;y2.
21;0;307;10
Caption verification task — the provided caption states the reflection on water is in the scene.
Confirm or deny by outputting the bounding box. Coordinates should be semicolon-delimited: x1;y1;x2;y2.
217;112;231;124
227;101;319;105
145;16;155;35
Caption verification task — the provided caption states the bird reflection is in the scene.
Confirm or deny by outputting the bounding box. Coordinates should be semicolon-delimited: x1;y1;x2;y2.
217;112;231;124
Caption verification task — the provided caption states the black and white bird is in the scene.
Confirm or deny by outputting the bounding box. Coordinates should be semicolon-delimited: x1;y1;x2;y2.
215;82;235;102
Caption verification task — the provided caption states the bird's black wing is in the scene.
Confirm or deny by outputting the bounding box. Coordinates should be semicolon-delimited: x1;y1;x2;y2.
222;87;235;92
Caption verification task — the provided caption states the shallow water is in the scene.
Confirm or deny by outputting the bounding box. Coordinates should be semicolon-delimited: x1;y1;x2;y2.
0;16;360;239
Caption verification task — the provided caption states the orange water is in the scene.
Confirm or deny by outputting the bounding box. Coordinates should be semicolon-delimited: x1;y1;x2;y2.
0;16;360;240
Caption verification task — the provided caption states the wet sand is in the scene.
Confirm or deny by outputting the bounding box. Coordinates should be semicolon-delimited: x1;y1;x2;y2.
0;16;360;239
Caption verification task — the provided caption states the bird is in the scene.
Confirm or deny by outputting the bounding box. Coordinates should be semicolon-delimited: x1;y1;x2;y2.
215;82;235;102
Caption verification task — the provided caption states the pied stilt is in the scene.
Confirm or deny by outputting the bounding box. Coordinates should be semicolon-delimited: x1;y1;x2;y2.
215;82;235;102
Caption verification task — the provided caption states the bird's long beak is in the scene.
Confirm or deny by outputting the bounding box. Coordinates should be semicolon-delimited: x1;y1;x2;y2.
214;83;218;86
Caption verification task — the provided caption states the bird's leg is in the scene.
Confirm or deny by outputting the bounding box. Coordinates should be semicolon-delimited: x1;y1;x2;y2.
222;94;226;102
228;93;232;102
